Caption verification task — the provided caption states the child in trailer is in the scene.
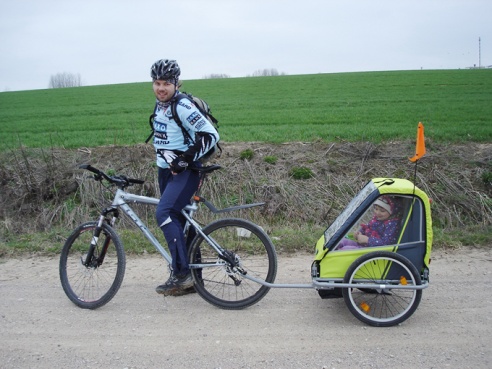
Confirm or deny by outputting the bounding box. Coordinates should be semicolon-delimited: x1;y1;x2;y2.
337;195;402;250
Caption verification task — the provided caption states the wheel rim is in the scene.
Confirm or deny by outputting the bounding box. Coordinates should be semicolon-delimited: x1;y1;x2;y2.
62;226;122;304
189;220;276;309
347;256;418;324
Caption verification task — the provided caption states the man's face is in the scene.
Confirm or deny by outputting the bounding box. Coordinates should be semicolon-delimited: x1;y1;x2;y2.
153;79;176;102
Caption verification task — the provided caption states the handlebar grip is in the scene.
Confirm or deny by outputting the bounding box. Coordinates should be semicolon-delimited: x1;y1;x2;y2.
79;164;102;176
128;178;145;185
79;164;96;172
79;164;111;182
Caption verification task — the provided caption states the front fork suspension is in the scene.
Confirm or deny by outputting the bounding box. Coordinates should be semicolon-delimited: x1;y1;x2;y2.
83;207;119;267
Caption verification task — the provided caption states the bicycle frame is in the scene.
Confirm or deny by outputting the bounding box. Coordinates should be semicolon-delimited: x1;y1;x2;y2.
108;189;171;263
105;188;264;268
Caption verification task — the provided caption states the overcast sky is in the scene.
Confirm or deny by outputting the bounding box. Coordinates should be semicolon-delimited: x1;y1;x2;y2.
1;0;490;92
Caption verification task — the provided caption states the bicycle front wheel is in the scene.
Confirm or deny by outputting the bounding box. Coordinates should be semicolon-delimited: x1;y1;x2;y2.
342;251;422;327
188;218;277;310
59;221;126;309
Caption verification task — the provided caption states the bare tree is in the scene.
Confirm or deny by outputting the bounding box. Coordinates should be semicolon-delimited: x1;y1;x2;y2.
203;73;231;79
49;72;82;88
250;68;286;77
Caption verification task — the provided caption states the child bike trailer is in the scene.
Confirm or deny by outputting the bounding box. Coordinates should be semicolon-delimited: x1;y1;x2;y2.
312;177;432;327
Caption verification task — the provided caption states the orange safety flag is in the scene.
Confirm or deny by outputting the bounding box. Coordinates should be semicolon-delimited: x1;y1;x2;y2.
409;122;426;162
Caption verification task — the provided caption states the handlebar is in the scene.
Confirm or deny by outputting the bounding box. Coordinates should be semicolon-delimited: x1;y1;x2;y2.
79;163;222;188
79;164;145;188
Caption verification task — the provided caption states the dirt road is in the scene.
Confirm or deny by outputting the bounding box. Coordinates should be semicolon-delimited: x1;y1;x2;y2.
1;248;491;369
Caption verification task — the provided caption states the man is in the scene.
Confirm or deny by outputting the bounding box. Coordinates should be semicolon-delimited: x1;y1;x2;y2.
150;59;219;296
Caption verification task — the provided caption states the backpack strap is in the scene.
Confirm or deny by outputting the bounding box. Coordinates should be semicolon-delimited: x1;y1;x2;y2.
145;95;196;145
145;103;158;143
170;93;196;145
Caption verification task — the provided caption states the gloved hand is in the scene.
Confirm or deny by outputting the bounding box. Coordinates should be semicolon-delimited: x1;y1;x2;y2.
170;155;189;174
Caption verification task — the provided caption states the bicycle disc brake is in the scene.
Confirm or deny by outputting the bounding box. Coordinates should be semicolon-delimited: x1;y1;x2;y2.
80;252;101;269
220;250;246;286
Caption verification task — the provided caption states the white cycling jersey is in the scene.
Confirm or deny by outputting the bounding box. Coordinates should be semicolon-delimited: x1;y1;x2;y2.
152;92;219;169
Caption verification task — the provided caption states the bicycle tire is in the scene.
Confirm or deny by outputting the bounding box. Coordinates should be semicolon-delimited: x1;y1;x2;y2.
59;221;126;309
342;251;422;327
188;218;277;310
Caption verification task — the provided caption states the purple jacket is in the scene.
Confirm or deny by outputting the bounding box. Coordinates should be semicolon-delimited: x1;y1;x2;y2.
360;217;401;246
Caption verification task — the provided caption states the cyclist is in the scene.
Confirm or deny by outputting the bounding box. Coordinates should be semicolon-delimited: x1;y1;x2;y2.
150;59;219;296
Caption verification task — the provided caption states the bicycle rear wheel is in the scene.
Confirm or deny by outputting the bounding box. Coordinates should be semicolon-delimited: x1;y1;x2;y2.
342;251;422;327
188;218;277;309
59;221;126;309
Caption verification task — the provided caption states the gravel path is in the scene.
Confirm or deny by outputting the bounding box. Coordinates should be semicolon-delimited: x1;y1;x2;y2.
1;247;491;369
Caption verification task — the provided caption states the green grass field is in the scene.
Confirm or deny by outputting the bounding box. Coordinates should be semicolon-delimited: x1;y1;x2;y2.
1;69;491;151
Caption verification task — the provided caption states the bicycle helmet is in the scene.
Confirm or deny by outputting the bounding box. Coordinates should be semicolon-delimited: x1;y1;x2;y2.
150;59;181;83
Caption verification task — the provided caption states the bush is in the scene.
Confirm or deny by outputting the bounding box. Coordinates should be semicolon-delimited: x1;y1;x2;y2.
481;171;492;187
264;156;278;165
240;149;254;161
289;167;314;180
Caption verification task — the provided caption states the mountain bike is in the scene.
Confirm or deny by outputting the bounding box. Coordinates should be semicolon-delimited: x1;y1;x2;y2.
59;164;277;310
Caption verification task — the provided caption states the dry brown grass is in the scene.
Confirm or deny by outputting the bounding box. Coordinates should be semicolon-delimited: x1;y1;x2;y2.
1;141;491;251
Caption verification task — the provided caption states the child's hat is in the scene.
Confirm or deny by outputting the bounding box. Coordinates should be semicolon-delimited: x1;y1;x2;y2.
374;196;394;215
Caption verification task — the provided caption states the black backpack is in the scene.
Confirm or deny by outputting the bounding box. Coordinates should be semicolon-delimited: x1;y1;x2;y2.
146;92;221;162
